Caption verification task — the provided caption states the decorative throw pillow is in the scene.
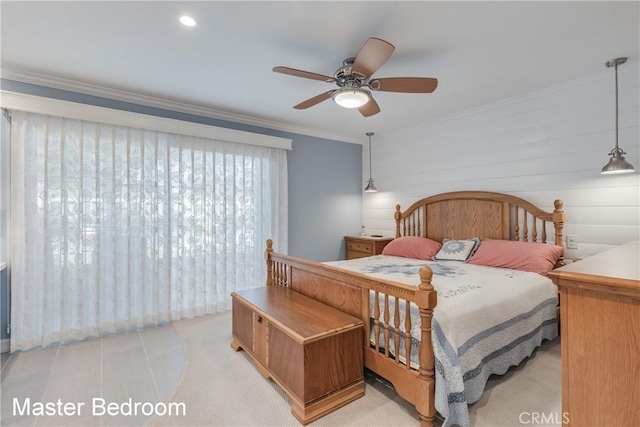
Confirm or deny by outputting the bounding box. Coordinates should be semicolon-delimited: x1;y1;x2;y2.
433;238;480;262
381;236;442;261
467;239;564;274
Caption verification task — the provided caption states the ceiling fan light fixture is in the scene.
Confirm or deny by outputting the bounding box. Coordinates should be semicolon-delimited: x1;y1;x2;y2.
332;88;371;109
274;37;438;117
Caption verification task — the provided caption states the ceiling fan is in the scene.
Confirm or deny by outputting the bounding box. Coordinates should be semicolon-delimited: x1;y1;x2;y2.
273;37;438;117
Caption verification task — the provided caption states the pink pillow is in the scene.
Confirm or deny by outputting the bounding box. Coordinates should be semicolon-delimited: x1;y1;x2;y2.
382;236;442;260
468;239;563;274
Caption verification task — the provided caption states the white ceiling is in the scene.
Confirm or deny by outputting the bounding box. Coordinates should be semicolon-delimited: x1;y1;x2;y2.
1;1;639;143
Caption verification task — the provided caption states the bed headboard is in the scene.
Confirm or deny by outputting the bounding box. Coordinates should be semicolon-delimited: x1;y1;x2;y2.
394;191;565;247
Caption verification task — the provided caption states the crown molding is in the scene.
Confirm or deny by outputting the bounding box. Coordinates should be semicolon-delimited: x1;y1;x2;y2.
2;90;294;150
0;68;362;144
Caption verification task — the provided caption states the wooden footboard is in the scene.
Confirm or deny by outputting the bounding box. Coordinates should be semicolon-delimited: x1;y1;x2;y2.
265;239;438;427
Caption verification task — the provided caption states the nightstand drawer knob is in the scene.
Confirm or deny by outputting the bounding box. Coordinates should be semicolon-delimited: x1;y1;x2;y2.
257;315;263;323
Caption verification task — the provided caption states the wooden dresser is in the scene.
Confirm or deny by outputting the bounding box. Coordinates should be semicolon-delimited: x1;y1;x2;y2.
231;286;364;425
344;235;393;260
547;241;640;427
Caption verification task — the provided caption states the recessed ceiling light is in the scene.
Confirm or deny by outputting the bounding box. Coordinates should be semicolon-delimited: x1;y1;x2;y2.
179;15;197;27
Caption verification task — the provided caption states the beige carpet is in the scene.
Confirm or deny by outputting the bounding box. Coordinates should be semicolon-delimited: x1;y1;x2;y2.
147;311;561;427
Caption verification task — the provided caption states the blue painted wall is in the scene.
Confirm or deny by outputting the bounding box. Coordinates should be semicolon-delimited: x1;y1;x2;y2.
288;134;362;261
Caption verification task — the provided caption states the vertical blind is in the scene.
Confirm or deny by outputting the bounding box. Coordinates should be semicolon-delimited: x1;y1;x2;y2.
10;111;287;351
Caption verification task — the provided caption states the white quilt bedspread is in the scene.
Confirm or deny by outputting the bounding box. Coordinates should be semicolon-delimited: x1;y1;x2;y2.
325;255;558;427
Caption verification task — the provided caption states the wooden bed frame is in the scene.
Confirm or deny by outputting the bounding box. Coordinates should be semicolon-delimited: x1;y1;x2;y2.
264;191;565;426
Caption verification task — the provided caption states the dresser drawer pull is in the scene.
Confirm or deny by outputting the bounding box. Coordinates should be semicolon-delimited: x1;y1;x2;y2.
257;315;263;323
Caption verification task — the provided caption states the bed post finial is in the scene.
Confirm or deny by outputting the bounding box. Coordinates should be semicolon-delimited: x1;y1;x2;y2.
552;199;565;246
416;266;437;427
552;199;566;266
418;266;434;292
395;204;402;238
266;239;274;287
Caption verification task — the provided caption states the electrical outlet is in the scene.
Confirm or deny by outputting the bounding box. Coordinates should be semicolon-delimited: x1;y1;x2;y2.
566;234;578;249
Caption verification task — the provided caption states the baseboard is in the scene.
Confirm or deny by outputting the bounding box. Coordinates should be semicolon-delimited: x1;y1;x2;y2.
1;338;9;353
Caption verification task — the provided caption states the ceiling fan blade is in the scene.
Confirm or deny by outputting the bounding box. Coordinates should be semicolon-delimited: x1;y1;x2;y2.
273;66;335;83
293;91;335;109
368;77;438;93
351;38;395;79
358;97;381;117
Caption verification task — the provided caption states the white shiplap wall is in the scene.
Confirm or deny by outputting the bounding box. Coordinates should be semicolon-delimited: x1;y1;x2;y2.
363;64;640;259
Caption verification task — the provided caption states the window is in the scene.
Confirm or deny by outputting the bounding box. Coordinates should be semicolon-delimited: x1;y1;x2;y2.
9;110;288;351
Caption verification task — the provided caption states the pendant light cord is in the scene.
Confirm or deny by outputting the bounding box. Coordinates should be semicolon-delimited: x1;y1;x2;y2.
368;137;373;180
614;61;619;153
366;131;374;180
608;58;626;156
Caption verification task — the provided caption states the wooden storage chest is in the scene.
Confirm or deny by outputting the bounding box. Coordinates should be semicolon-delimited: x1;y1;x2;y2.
231;286;365;425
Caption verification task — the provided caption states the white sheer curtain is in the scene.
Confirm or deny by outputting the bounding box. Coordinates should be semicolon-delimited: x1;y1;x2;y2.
10;111;287;351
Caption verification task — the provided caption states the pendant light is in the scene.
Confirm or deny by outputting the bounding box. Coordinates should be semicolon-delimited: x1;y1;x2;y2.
601;57;635;174
364;132;378;192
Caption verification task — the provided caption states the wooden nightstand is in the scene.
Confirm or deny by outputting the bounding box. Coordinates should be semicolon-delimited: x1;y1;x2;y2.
344;235;393;260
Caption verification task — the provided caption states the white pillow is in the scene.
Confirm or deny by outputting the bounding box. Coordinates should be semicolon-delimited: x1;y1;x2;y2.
434;238;480;262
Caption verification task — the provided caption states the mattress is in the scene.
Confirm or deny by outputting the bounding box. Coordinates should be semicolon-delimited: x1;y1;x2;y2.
325;255;558;427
